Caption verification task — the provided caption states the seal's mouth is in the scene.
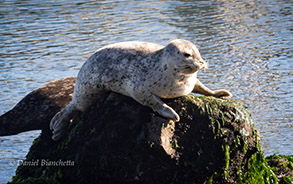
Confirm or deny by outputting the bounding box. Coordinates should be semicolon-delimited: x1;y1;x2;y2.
182;60;208;74
182;64;200;74
176;59;208;74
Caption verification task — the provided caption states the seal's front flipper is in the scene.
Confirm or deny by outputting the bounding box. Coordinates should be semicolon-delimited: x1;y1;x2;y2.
213;89;232;98
156;103;180;122
192;79;232;98
133;94;180;122
50;103;79;141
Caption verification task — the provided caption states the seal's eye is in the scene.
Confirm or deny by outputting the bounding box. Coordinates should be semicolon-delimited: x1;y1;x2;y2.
183;53;191;58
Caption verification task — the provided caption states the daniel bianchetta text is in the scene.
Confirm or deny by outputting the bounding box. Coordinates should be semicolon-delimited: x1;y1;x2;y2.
16;159;75;167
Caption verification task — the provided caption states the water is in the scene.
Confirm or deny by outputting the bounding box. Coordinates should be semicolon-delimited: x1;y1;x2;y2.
0;0;292;183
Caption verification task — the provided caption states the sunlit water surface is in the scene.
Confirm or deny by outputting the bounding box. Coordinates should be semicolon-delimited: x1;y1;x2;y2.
0;0;292;183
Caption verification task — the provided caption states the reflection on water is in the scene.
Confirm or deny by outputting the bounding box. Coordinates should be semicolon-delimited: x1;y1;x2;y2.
0;0;292;182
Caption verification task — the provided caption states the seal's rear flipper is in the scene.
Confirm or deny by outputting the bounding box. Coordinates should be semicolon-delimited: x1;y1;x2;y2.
50;103;79;141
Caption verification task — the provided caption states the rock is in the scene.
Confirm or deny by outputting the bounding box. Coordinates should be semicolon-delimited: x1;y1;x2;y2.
266;154;293;184
2;78;290;184
7;86;287;184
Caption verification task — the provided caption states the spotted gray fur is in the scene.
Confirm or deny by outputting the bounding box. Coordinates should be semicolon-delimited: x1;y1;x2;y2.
50;39;232;141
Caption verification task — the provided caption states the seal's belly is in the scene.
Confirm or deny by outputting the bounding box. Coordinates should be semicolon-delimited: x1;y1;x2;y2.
154;75;197;99
157;85;193;98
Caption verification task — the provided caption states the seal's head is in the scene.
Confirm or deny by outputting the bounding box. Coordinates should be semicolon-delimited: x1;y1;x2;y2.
162;39;207;74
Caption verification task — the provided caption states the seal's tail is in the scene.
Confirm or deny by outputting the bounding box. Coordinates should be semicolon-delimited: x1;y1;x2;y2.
50;103;78;141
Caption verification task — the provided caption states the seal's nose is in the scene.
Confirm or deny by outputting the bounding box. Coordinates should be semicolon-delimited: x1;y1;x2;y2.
200;60;208;69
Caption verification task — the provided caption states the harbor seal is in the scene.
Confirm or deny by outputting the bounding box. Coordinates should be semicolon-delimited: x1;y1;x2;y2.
0;77;75;136
50;39;232;141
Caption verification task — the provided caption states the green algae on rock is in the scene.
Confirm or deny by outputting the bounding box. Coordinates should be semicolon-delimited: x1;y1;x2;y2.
266;154;293;184
7;93;288;184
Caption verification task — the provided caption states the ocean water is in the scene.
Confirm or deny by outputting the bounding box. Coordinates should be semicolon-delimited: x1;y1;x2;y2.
0;0;292;183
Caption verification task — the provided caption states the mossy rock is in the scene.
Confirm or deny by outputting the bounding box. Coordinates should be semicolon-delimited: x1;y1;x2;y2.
7;93;288;184
266;154;293;184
